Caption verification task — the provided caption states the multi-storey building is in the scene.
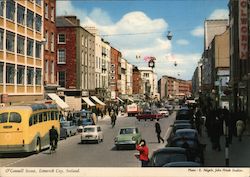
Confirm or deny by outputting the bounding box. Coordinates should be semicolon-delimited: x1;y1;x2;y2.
228;0;250;115
0;0;44;104
132;66;142;95
126;62;133;95
110;47;121;100
43;0;57;94
120;57;126;95
56;16;95;110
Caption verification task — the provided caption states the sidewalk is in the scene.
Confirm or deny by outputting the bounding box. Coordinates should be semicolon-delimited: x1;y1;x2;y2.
201;128;250;167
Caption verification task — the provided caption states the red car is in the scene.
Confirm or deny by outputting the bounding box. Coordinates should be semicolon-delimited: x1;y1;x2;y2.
136;110;163;121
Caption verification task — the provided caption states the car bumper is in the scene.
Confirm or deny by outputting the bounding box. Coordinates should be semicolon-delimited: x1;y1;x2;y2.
115;140;136;145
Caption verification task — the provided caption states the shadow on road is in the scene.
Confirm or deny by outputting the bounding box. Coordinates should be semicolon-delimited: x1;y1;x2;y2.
0;152;33;158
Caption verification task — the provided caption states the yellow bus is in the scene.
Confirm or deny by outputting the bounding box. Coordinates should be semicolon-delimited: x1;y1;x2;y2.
0;103;60;154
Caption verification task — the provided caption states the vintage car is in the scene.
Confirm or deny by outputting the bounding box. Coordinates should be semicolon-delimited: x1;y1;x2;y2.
175;107;193;121
114;127;141;150
80;125;103;144
148;147;188;167
60;121;78;137
136;109;163;121
157;108;169;117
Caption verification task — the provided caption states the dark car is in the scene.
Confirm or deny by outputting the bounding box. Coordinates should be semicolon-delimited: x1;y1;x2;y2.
148;147;188;167
176;107;193;121
174;120;191;124
172;123;193;134
163;161;201;167
168;129;205;164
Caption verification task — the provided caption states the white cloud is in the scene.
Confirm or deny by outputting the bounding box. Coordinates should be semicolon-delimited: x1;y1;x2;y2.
191;26;204;37
56;1;199;80
209;9;229;20
176;39;189;46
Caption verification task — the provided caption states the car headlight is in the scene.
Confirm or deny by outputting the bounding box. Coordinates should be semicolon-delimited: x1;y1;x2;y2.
132;137;136;141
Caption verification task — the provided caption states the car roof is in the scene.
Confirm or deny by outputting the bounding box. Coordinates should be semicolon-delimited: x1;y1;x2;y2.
163;161;201;167
154;147;186;154
83;125;99;128
175;129;197;133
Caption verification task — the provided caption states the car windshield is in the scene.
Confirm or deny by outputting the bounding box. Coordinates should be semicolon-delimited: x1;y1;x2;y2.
175;131;196;138
61;122;70;127
120;128;135;134
84;127;95;132
154;152;187;166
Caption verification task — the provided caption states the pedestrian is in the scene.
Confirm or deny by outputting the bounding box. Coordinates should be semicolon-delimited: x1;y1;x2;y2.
155;121;164;143
211;111;222;151
111;110;117;128
136;139;149;167
236;119;245;142
92;112;97;125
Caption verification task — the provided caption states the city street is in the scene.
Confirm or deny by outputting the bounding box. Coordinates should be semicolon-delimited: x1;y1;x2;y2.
0;113;175;167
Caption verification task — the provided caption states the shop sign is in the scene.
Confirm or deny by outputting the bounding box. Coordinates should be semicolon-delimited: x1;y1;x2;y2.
239;0;248;60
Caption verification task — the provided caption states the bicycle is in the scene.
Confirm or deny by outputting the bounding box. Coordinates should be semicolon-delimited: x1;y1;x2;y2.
50;139;57;154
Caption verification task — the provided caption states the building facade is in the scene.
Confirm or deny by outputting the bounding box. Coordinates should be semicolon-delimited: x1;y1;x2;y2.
0;0;44;104
43;0;57;94
132;66;142;95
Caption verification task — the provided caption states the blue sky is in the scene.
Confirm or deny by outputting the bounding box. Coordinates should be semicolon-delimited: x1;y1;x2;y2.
56;0;229;80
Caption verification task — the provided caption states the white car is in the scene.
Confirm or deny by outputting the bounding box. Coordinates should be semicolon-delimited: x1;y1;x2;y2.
80;125;103;144
158;108;169;117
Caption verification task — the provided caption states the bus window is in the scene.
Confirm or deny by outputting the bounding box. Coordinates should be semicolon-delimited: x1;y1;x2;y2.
9;112;21;123
38;113;43;123
43;112;47;122
29;116;33;126
0;113;8;123
55;111;59;120
48;112;51;121
34;114;38;125
51;112;55;120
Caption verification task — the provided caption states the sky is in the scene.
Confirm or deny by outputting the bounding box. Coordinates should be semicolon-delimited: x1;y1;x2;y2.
56;0;229;81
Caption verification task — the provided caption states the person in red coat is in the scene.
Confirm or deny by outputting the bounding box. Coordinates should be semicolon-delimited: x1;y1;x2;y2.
136;139;149;167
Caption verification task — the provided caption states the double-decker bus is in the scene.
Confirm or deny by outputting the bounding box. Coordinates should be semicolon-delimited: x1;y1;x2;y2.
0;103;60;154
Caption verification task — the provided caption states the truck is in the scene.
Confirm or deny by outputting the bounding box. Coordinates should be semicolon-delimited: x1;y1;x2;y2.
126;103;142;117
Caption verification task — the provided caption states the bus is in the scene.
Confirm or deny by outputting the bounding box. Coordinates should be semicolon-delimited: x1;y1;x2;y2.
0;103;60;154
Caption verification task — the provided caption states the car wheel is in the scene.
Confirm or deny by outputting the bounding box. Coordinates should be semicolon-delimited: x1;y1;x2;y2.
116;145;120;150
144;119;147;121
150;118;153;121
157;119;159;121
35;138;41;154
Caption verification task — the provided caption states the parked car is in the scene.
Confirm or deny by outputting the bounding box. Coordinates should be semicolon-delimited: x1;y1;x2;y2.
168;129;204;164
80;125;103;144
60;121;78;137
157;108;169;117
163;161;201;167
148;147;188;167
136;109;163;121
176;107;193;121
173;120;191;124
60;125;67;140
171;123;193;134
114;127;141;150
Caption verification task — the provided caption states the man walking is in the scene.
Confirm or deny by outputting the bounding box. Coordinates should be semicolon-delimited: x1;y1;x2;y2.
155;121;164;143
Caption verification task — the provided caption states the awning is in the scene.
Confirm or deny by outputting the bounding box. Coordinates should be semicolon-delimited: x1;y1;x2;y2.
82;97;95;107
47;93;69;109
117;97;124;103
127;97;134;102
91;96;106;106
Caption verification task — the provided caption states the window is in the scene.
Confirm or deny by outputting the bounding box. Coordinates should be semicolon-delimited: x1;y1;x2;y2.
143;73;149;77
35;0;41;6
27;38;33;56
58;71;66;87
45;30;48;50
0;62;3;83
0;29;3;50
45;60;48;81
17;35;25;54
35;42;41;58
57;49;66;64
6;0;15;21
27;10;34;29
6;64;15;84
17;65;24;84
35;68;41;85
51;7;54;21
27;67;34;84
6;31;15;52
35;14;41;32
9;112;21;123
0;113;8;123
45;3;48;19
17;5;25;25
51;61;54;83
0;0;4;16
51;32;54;52
38;113;42;123
58;34;65;44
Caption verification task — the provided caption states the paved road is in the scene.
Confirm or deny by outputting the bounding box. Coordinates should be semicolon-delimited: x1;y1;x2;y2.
0;113;176;167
